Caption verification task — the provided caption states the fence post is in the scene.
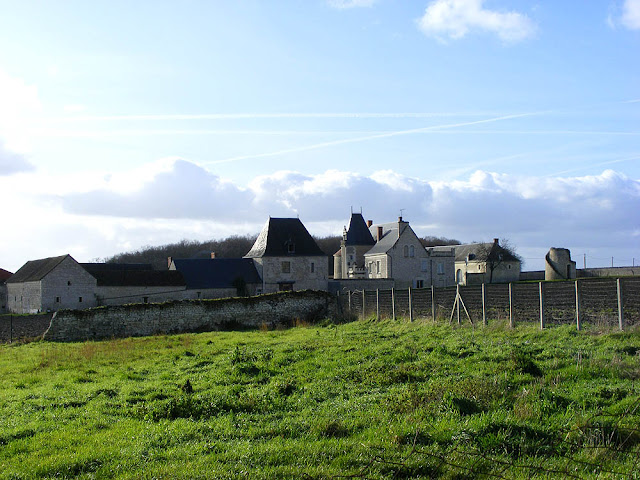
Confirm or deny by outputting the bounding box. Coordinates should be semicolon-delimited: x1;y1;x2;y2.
376;289;380;321
431;285;435;323
9;314;12;344
362;289;365;320
508;283;514;328
575;280;581;331
481;283;486;326
617;278;624;331
391;288;396;321
408;287;413;322
456;284;461;325
539;282;545;330
348;290;351;313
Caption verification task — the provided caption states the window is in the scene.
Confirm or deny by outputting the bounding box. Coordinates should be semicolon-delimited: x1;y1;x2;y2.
421;259;428;272
67;281;72;286
437;262;444;275
376;261;381;274
310;262;315;273
287;243;295;254
55;297;61;303
282;261;291;273
410;245;415;258
78;297;82;303
416;280;424;288
403;245;409;257
197;292;201;298
143;297;149;304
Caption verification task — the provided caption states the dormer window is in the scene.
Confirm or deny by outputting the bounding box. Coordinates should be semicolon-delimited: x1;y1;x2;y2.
287;242;295;254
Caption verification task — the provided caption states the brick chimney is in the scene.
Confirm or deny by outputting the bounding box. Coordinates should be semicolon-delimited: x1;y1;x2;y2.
367;220;373;227
377;226;383;241
210;252;216;259
493;238;499;245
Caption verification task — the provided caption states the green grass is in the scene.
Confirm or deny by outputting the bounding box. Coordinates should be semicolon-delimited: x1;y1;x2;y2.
0;318;639;479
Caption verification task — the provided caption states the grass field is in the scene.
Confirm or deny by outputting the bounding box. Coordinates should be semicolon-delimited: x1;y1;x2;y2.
0;318;639;479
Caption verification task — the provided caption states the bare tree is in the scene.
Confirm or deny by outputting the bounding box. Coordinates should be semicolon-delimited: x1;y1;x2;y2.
475;239;522;283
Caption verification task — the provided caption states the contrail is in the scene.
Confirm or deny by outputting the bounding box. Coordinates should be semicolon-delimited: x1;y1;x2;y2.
40;112;500;122
204;111;545;165
548;154;640;176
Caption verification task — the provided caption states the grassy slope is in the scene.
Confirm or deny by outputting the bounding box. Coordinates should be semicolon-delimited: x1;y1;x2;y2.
0;319;639;479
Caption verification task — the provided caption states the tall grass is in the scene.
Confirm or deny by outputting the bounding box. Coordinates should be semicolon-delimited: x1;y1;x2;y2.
0;319;638;478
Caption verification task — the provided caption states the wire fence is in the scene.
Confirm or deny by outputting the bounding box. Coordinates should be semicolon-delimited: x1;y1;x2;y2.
340;277;640;329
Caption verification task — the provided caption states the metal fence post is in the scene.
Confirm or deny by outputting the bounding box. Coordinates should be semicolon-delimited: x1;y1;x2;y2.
391;288;396;321
431;285;435;323
617;278;624;330
508;283;514;328
575;280;581;331
408;287;413;322
539;282;545;330
481;283;486;326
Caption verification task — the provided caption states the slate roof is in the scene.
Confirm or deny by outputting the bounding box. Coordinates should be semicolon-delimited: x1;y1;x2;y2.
171;258;260;289
432;242;520;263
0;268;12;282
345;213;375;246
6;255;71;283
365;222;401;255
244;218;326;258
81;263;185;287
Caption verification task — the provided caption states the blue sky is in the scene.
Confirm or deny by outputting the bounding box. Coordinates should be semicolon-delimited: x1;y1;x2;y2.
0;0;638;272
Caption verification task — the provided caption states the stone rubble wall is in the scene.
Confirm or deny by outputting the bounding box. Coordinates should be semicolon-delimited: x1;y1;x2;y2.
43;290;337;342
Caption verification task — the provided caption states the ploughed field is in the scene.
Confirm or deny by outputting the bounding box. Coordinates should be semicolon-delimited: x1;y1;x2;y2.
0;319;639;479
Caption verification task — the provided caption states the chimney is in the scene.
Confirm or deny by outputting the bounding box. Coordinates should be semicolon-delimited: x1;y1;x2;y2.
493;238;499;245
210;252;216;259
398;216;403;222
377;226;383;241
367;220;373;227
167;256;172;269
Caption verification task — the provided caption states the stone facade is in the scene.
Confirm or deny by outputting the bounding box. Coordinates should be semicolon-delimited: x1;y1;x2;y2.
0;283;7;313
7;256;97;314
252;256;328;293
43;290;337;342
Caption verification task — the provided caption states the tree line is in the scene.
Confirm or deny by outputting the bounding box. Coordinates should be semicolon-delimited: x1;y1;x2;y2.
104;234;461;271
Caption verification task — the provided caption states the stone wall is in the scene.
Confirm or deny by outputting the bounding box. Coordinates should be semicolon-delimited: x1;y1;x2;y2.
43;290;337;342
0;313;53;343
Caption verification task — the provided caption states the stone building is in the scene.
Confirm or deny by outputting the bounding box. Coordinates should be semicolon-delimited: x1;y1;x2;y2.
365;217;455;288
244;217;328;293
437;239;521;285
81;263;187;306
545;248;577;281
333;212;376;279
0;268;12;313
169;257;262;298
6;255;97;313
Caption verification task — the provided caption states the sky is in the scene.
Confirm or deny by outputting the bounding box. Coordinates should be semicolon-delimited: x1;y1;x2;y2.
0;0;639;273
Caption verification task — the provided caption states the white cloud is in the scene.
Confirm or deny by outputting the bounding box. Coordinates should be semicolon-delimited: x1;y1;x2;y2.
327;0;375;9
417;0;536;43
621;0;640;29
0;140;34;175
0;70;41;153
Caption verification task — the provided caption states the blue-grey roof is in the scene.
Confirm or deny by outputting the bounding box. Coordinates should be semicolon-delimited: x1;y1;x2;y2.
432;242;520;263
172;258;261;289
365;223;401;255
345;213;375;246
81;263;185;287
6;255;71;283
244;218;326;258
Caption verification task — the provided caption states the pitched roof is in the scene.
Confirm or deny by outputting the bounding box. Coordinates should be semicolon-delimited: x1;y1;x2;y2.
345;213;375;246
365;222;402;255
244;218;326;258
81;263;185;287
432;242;520;263
6;255;71;283
172;258;260;289
0;268;12;282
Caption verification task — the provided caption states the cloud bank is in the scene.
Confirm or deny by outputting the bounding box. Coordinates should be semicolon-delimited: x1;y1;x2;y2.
417;0;536;43
57;159;640;256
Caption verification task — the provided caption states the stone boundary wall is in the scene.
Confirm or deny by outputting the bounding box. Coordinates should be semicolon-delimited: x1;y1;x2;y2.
0;313;53;343
44;290;337;342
